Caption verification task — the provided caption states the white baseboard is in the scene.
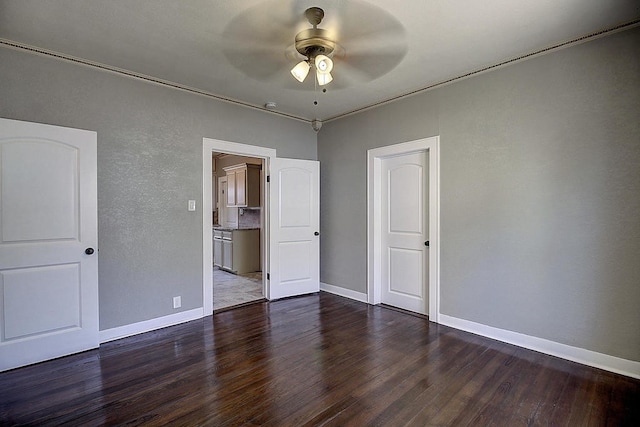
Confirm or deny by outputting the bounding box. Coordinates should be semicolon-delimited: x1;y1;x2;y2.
99;307;204;344
320;282;368;303
439;313;640;380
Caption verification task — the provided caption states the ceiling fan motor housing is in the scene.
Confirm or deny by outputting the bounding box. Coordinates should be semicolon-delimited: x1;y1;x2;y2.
295;7;335;59
295;28;335;58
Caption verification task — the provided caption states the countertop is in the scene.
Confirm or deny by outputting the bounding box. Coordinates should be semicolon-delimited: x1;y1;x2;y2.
213;226;260;231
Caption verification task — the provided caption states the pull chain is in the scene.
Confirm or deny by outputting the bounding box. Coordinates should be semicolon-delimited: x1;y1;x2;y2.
314;67;318;106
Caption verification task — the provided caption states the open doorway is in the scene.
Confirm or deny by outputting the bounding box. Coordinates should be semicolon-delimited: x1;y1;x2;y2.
202;139;276;316
202;138;320;316
212;152;265;311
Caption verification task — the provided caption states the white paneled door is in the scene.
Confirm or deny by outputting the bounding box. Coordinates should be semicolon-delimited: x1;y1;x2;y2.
0;118;98;372
268;158;320;299
381;150;429;314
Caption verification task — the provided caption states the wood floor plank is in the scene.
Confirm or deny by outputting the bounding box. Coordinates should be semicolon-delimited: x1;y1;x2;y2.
341;333;490;425
1;292;638;426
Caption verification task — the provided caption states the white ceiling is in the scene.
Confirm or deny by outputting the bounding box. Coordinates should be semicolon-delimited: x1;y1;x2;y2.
1;0;638;122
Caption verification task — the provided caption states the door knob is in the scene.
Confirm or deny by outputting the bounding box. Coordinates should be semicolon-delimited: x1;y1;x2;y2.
314;231;320;236
424;241;429;247
85;248;95;255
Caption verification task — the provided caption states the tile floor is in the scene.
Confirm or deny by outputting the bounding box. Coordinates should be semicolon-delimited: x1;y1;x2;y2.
213;267;264;311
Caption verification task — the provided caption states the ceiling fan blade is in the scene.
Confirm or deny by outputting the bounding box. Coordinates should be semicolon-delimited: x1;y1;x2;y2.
338;25;406;52
324;1;407;49
335;48;408;82
220;2;304;81
222;40;289;80
322;2;408;84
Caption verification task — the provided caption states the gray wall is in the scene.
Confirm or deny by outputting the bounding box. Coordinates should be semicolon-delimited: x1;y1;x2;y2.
319;27;640;361
0;47;317;330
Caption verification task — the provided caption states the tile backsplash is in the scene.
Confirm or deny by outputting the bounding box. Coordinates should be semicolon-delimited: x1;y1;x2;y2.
238;208;261;229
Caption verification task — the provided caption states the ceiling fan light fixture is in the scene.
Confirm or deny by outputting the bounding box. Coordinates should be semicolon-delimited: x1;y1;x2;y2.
316;71;333;86
314;54;333;74
291;60;310;82
291;7;337;87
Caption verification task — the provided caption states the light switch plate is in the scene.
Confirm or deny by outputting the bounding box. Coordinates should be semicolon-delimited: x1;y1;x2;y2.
188;200;196;211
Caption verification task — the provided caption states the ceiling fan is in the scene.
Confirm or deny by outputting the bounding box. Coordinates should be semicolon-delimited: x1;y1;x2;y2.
290;7;336;86
222;1;408;90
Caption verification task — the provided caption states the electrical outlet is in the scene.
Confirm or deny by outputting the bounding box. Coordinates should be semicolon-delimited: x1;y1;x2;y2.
188;200;196;211
173;296;181;309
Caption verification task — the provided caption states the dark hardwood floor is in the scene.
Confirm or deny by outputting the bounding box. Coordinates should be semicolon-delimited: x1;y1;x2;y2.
1;292;638;426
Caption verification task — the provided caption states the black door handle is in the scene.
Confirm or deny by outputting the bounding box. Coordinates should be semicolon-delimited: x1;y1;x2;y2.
85;248;95;255
314;231;320;236
424;241;429;247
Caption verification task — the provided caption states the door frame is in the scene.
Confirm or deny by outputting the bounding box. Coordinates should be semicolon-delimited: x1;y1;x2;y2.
202;138;276;316
367;136;441;322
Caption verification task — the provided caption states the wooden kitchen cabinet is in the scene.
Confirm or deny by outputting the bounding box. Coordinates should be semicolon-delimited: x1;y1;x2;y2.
224;163;261;207
213;230;223;267
213;228;260;274
222;239;233;271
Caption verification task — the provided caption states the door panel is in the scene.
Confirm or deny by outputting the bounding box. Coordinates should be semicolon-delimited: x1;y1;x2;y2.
226;170;236;206
269;158;319;300
236;168;246;206
389;163;424;234
279;168;311;228
222;239;233;271
213;238;223;267
389;248;424;298
381;151;428;314
279;241;312;283
0;118;98;372
3;264;80;340
2;141;78;242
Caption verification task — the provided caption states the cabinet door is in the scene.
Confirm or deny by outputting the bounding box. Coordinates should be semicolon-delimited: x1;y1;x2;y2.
226;171;236;206
236;168;247;206
245;166;261;207
222;239;233;271
213;238;223;267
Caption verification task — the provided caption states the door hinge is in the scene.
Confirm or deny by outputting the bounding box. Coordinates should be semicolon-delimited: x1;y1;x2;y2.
267;273;270;280
267;175;270;183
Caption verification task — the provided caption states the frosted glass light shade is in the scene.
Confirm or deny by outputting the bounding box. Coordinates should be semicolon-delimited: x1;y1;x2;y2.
316;71;333;86
291;61;310;82
315;55;333;74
